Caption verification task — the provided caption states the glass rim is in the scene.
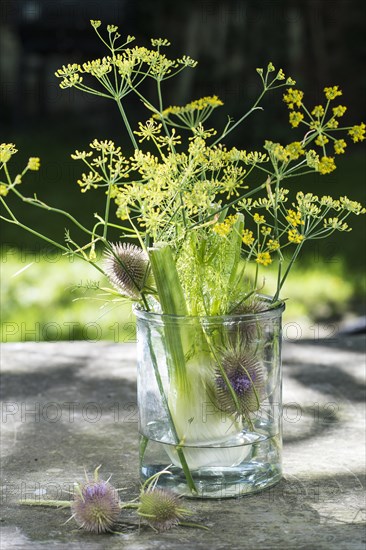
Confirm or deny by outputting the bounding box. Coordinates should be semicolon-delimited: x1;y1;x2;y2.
134;294;285;323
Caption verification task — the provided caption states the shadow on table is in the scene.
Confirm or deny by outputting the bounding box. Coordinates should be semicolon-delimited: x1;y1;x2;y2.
284;361;365;402
0;359;137;403
282;402;340;445
295;335;366;353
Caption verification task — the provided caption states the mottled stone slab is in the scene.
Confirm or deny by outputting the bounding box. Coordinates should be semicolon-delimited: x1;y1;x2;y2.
1;337;365;549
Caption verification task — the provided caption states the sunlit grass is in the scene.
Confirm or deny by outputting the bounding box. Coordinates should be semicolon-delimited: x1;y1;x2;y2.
1;251;134;343
1;251;364;342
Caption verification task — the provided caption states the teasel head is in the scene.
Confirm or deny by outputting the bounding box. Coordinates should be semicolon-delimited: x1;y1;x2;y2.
71;471;121;533
215;344;264;418
230;295;269;344
231;294;269;315
104;242;151;300
138;487;191;532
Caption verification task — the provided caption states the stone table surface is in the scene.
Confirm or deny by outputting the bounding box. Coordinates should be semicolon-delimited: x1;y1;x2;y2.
0;337;365;550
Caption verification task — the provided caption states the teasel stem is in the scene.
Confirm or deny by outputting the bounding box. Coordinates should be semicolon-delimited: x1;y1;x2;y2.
20;499;144;511
179;522;209;531
139;434;149;465
120;503;139;509
20;500;71;507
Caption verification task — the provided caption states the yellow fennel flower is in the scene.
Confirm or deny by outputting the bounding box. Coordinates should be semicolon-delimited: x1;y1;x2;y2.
267;239;280;251
289;111;304;128
261;226;271;236
286;209;304;227
334;139;347;155
283;88;304;109
348;123;366;143
0;143;17;163
317;156;336;174
285;141;305;160
188;95;224;111
271;144;289;162
242;229;255;246
288;229;304;244
27;157;41;171
213;215;237;237
134;120;162;142
332;105;347;117
0;184;9;196
324;86;342;100
311;105;325;117
315;135;329;147
253;213;265;224
326;118;339;129
256;252;272;266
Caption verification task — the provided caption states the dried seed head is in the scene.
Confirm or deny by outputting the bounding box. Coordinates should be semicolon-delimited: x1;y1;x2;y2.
232;295;269;315
230;296;269;343
215;346;264;416
104;242;150;299
138;488;191;532
71;480;120;533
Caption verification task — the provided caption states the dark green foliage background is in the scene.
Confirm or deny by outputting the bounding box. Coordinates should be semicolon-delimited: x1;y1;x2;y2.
1;0;365;333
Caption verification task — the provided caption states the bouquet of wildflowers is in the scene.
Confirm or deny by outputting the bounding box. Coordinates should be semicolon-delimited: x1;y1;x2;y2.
1;21;365;492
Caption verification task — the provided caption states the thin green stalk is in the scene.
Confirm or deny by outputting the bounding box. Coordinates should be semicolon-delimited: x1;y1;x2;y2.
121;504;140;510
73;84;114;99
20;500;71;507
92;220;136;233
103;181;113;240
213;84;269;146
116;98;139;150
275;241;304;300
0;199;106;276
191;179;268;229
213;105;264;146
10;187;93;236
272;174;283;302
139;434;149;465
274;259;283;303
179;522;209;530
157;78;173;146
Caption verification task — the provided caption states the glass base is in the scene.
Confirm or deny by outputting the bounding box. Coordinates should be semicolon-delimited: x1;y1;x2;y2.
140;433;282;499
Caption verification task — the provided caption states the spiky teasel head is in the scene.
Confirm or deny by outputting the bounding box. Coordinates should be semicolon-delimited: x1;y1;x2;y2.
71;467;121;533
215;345;264;417
232;294;269;315
104;242;151;300
230;295;269;344
138;488;191;532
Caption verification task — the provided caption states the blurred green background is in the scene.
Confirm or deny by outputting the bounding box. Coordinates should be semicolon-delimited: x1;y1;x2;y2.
1;0;365;341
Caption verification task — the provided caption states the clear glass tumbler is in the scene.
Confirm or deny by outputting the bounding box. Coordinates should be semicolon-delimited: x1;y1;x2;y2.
135;297;285;498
